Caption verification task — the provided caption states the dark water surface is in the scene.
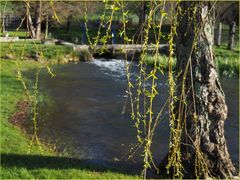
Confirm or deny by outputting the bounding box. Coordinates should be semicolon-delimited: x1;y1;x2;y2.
37;59;239;171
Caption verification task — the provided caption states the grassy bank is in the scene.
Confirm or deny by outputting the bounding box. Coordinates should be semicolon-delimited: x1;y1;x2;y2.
0;41;80;63
1;40;238;77
144;44;239;77
0;60;139;179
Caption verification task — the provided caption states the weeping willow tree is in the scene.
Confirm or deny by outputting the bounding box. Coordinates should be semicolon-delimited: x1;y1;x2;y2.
119;0;236;179
158;1;236;178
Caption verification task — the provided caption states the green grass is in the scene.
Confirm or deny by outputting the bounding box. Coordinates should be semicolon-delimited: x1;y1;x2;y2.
144;54;176;70
0;29;29;38
144;44;239;77
0;41;77;62
0;41;94;63
214;44;239;58
1;39;238;77
0;60;139;179
214;44;239;77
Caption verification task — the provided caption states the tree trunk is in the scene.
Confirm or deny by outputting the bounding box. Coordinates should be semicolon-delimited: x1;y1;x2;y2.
26;11;36;39
216;21;222;46
138;1;147;42
35;0;42;40
159;2;235;178
139;1;147;27
1;15;5;33
1;1;7;33
228;21;236;50
44;14;49;39
66;19;71;33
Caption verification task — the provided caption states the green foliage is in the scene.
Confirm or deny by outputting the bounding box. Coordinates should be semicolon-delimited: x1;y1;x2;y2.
0;60;139;179
0;29;28;38
0;41;75;62
144;45;239;77
214;44;239;58
144;55;176;70
0;60;51;158
215;44;239;77
216;57;239;77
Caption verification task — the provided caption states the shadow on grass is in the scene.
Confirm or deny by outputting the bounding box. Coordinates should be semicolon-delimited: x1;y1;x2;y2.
1;153;142;176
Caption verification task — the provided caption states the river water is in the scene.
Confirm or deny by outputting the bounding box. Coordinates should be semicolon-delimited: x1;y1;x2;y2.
37;59;239;171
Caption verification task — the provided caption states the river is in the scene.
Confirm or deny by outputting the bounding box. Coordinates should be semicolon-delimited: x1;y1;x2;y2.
36;59;239;172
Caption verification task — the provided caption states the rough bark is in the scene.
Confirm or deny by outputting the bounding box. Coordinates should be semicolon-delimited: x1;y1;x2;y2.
228;21;236;50
159;2;235;178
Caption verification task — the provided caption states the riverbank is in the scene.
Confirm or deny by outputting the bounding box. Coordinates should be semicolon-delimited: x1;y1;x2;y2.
0;41;86;64
1;41;238;77
0;60;139;179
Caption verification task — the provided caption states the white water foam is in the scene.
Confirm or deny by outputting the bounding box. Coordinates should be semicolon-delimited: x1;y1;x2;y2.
91;59;166;88
91;58;130;79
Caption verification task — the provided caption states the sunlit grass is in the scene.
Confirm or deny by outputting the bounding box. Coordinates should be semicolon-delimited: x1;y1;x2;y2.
216;57;239;77
144;54;176;70
0;60;139;179
0;29;28;38
0;41;75;61
144;44;239;77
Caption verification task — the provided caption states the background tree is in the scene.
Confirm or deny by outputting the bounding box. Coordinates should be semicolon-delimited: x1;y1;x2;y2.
228;21;236;50
25;0;42;39
138;1;147;27
0;1;22;33
214;2;239;46
34;1;41;39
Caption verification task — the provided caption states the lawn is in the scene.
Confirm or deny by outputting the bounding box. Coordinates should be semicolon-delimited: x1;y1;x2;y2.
0;60;139;179
144;44;239;77
0;41;77;63
215;44;239;77
0;29;29;38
